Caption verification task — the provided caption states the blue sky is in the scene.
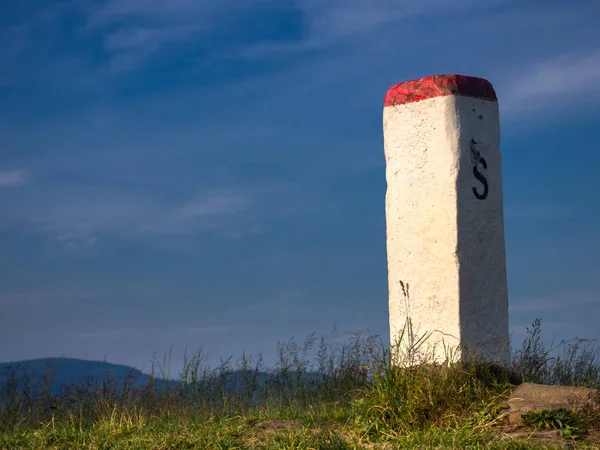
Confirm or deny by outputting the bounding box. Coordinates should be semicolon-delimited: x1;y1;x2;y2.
1;0;600;375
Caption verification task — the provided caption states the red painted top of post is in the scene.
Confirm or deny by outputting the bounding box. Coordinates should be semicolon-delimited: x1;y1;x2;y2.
384;74;497;107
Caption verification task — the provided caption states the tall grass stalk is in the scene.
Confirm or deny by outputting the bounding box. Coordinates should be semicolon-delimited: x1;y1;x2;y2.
1;318;598;449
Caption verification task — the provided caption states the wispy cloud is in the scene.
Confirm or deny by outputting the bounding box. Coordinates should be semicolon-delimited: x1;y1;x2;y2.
87;0;233;28
56;230;99;247
295;0;495;43
102;25;198;72
0;179;302;247
82;0;517;72
501;51;600;115
224;0;515;61
2;1;598;251
0;170;28;187
13;188;253;241
84;0;273;72
176;193;251;221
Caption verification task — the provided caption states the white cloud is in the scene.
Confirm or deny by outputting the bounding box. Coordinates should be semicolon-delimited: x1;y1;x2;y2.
222;0;514;61
0;170;28;187
82;0;518;72
84;0;274;72
0;181;300;246
53;189;249;238
2;1;599;251
56;230;99;247
501;51;600;115
87;0;228;28
176;193;251;220
295;0;508;43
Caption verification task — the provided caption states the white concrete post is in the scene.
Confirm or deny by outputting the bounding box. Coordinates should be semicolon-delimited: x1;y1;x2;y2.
383;74;509;365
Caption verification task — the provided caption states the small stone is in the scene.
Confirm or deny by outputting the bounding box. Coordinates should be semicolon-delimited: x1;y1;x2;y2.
505;382;600;426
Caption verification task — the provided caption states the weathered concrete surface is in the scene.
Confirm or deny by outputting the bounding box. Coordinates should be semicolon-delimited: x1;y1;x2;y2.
505;382;600;426
384;74;509;365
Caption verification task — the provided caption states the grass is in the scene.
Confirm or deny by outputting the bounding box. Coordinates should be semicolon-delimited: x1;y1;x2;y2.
1;319;599;449
521;409;590;440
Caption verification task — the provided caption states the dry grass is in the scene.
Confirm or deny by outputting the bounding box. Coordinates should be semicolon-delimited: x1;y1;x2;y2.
1;318;599;449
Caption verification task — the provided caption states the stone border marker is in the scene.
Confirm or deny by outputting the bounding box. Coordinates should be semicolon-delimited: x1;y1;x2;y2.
383;74;509;365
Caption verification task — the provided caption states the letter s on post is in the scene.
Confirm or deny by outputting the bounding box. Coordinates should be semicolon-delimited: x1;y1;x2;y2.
472;158;488;200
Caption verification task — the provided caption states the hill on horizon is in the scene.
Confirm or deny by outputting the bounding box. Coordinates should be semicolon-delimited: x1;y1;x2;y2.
0;357;325;400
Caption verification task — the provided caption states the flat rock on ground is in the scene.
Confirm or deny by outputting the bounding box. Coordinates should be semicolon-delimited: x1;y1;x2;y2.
505;382;600;426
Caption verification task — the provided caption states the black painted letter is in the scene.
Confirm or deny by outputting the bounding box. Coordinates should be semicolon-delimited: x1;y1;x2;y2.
472;158;488;200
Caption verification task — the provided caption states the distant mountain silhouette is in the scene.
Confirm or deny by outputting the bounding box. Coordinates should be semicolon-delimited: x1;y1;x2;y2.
0;358;165;396
0;357;327;400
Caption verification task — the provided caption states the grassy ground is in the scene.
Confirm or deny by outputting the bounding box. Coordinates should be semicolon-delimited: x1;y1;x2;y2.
1;319;599;449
